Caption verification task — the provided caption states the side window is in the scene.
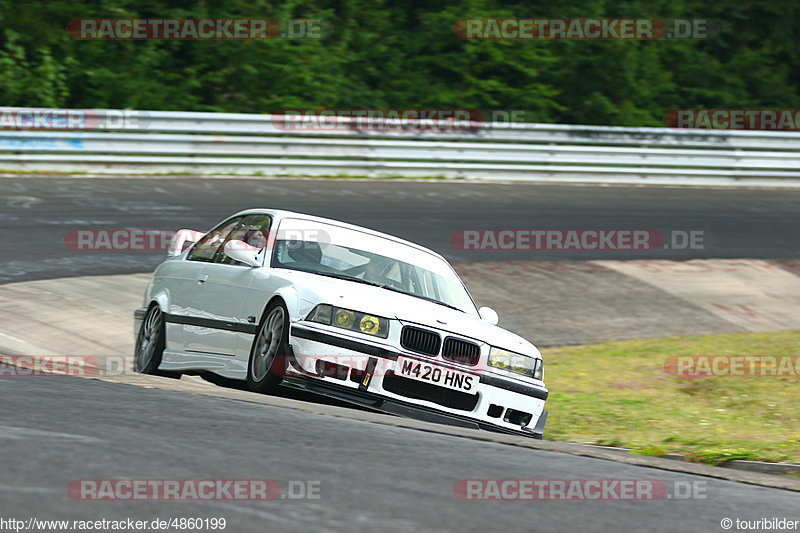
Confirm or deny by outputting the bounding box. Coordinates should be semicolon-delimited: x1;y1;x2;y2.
187;217;244;263
213;214;273;265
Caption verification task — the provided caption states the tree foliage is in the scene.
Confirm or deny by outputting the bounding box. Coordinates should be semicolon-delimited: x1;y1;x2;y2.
0;0;797;125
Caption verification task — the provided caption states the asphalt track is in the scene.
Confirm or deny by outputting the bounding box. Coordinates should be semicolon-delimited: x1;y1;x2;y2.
2;377;798;533
1;177;799;283
1;176;799;532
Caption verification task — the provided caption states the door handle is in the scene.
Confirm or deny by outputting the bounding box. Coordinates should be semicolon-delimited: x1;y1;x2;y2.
198;274;208;284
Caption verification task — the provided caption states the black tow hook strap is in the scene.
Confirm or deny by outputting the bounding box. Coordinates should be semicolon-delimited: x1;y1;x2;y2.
359;357;379;391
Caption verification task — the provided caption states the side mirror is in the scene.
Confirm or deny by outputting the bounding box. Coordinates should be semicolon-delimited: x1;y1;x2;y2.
168;229;205;257
478;306;499;325
224;240;262;267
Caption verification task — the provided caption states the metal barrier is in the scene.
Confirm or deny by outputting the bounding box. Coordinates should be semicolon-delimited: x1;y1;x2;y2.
2;108;800;185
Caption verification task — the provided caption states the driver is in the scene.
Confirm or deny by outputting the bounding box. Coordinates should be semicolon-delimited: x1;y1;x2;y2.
246;229;268;250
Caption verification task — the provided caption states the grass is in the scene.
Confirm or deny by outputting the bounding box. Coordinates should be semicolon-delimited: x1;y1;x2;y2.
0;169;464;180
543;330;800;465
0;169;89;174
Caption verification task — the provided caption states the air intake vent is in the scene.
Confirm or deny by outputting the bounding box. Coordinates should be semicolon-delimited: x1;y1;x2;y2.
441;337;481;366
383;373;479;411
400;326;441;356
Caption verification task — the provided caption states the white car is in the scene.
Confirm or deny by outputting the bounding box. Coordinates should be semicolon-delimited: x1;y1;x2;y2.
134;209;548;438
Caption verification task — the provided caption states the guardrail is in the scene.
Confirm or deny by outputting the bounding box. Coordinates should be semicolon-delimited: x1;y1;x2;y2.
2;108;800;185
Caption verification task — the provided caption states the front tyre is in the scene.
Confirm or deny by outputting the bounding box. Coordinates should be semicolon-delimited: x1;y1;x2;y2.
247;301;289;393
134;305;165;374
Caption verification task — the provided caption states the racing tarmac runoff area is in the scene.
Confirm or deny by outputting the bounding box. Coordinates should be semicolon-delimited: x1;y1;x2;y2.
1;177;800;532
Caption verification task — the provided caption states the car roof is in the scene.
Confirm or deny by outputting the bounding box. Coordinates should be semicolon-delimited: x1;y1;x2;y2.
229;208;448;261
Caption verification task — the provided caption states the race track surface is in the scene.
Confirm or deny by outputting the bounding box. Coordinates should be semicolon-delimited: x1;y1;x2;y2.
1;177;799;283
2;376;797;533
1;176;799;533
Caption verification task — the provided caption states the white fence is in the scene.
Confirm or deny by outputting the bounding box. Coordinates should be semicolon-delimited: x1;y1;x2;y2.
2;108;800;186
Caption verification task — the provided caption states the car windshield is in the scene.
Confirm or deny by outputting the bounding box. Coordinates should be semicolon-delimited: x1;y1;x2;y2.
271;218;477;314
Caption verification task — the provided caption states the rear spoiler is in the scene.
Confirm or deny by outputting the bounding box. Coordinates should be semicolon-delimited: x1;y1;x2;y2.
167;229;205;257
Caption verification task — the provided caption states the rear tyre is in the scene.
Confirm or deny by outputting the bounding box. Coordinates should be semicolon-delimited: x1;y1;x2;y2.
134;305;165;374
247;301;289;393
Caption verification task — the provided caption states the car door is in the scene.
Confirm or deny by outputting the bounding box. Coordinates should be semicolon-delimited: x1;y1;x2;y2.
184;214;273;356
164;215;243;353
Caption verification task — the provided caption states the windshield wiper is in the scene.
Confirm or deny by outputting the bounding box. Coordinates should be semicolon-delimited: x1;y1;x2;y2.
311;271;464;312
310;271;385;287
399;291;463;312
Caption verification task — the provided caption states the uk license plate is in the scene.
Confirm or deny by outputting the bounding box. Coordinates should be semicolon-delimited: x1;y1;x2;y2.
395;356;476;393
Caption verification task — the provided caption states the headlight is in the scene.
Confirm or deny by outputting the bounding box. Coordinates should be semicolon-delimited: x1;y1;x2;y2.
307;304;389;338
488;347;511;370
489;347;543;380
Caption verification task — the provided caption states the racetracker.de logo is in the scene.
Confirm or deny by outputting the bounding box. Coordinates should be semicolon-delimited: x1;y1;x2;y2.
664;355;800;378
66;18;330;40
65;229;182;251
453;18;717;40
0;355;98;377
664;109;800;130
450;229;706;251
454;479;674;501
63;228;333;252
271;109;483;131
67;18;279;40
0;108;147;130
452;229;659;251
273;354;486;379
68;479;280;501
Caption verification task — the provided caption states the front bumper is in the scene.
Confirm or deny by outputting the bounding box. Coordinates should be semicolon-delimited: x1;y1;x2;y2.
288;323;548;438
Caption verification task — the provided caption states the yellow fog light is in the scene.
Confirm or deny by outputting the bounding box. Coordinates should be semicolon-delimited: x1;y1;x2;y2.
306;305;389;338
489;347;538;378
334;309;355;328
359;315;380;335
488;347;511;370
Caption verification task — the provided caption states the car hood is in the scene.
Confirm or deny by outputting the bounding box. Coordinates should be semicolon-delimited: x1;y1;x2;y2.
281;270;540;357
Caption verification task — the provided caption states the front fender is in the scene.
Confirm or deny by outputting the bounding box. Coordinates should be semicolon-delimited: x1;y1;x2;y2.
260;285;302;324
142;273;170;314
